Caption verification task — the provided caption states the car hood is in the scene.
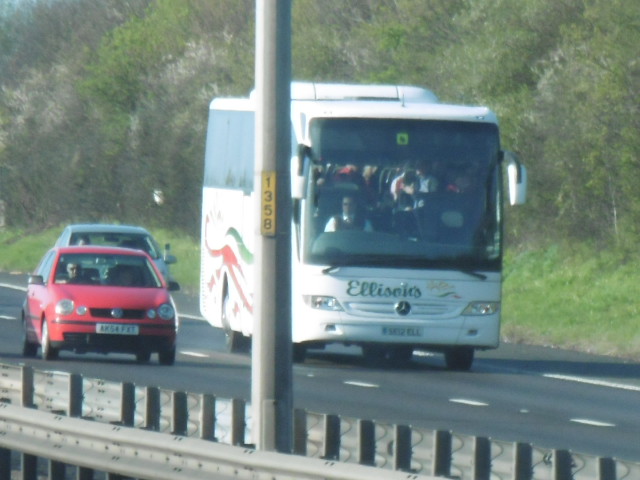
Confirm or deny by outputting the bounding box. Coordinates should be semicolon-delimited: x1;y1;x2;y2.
51;285;172;308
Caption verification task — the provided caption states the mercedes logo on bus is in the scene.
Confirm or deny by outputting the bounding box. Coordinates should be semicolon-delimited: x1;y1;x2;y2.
395;301;411;316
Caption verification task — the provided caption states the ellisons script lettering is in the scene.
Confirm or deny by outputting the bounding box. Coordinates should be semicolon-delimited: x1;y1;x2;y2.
346;280;422;298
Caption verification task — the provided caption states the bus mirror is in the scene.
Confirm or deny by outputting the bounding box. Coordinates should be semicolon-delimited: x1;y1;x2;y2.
292;173;306;199
504;151;527;205
292;144;312;199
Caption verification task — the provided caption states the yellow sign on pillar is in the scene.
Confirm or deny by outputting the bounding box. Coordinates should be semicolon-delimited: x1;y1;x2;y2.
261;171;277;236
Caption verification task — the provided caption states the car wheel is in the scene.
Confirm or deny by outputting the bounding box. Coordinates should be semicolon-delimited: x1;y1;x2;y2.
444;347;474;371
158;347;176;366
41;319;59;361
136;351;151;363
21;318;37;358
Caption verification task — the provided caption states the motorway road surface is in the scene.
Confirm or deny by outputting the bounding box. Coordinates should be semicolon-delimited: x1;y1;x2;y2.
1;272;639;462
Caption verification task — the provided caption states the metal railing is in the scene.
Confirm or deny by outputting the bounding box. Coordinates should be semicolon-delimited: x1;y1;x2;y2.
0;362;637;479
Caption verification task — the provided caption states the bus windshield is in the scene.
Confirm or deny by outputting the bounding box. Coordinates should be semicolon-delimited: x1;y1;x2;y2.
302;118;503;271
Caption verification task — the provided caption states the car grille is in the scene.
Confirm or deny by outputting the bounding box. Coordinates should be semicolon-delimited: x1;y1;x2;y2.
89;308;146;319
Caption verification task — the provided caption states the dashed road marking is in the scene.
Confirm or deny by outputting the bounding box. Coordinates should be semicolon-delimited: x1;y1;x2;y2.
344;380;379;388
543;373;640;393
449;398;489;407
570;418;616;428
181;351;210;358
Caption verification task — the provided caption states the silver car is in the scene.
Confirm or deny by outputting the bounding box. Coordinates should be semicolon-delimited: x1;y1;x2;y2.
54;224;177;280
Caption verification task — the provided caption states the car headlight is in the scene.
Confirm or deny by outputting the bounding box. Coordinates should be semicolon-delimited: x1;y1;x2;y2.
157;303;175;320
303;295;343;311
462;302;500;316
55;299;74;315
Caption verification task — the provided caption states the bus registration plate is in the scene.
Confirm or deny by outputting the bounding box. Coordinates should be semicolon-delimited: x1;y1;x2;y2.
96;324;139;335
382;326;423;337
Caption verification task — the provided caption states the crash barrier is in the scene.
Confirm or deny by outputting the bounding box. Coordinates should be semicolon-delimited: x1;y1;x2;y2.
0;363;637;480
0;403;434;480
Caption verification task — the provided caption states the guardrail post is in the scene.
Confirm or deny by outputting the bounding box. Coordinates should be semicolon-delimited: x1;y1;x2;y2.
77;466;94;480
21;452;37;480
513;442;533;480
144;386;160;431
293;408;307;455
598;457;616;480
358;419;375;466
393;424;412;471
21;365;34;408
0;447;10;478
49;459;66;479
68;373;83;418
553;449;573;480
473;436;491;480
433;430;452;478
322;414;340;460
120;382;135;427
172;391;188;435
200;393;216;441
231;398;246;446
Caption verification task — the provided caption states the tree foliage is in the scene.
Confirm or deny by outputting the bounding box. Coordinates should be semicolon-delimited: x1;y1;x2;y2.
0;0;638;247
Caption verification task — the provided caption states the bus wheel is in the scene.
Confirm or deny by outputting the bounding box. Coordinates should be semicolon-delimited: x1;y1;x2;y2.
293;344;307;363
225;328;250;353
221;285;250;353
444;347;474;371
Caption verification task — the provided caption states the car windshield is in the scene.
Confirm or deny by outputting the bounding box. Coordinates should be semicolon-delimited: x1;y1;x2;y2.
54;253;162;287
69;232;161;259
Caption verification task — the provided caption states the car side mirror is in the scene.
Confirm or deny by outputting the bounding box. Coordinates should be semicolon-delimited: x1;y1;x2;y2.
28;275;44;286
167;281;180;292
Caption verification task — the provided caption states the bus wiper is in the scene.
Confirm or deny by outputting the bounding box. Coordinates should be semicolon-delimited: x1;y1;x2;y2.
459;269;487;280
322;265;341;274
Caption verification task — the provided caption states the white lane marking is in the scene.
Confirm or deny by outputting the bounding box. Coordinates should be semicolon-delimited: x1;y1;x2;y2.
0;283;26;292
180;351;210;358
570;418;616;428
178;313;206;321
0;315;16;321
344;380;379;388
544;373;640;393
449;398;489;407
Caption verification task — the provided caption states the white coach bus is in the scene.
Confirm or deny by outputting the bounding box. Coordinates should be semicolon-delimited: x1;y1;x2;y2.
200;82;526;370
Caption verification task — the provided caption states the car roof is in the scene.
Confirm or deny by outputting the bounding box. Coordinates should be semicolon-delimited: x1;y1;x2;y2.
63;224;151;235
55;245;151;257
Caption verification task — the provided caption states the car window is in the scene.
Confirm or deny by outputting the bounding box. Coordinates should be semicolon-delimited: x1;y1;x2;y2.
35;251;56;283
54;253;162;287
69;232;160;259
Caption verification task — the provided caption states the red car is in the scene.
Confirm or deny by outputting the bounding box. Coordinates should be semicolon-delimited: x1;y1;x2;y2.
22;246;179;365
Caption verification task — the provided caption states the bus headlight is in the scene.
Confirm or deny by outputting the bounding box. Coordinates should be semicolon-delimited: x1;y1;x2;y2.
462;302;499;316
303;295;343;311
